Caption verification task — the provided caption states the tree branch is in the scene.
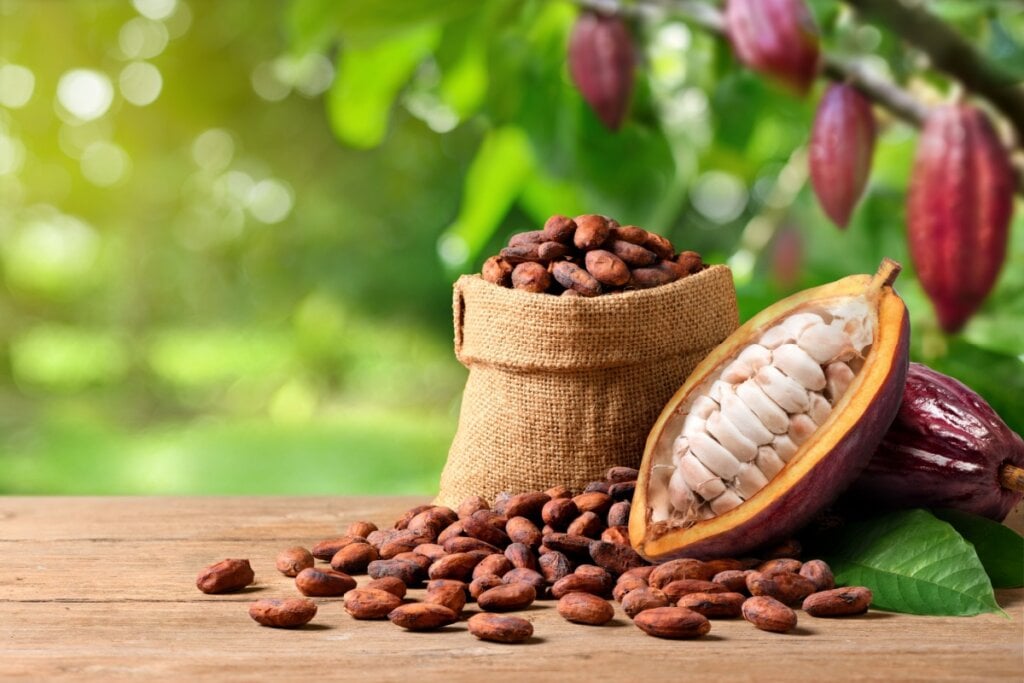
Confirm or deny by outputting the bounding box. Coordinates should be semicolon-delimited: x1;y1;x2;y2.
845;0;1024;146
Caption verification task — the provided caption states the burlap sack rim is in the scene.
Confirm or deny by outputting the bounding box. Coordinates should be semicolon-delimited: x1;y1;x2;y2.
454;264;735;373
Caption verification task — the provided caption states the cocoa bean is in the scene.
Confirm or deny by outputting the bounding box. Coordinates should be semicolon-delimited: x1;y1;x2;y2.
499;245;543;264
388;603;458;631
574;564;613;591
607;481;635;502
661;579;726;602
468;613;535;644
503;492;551;522
294;567;356;597
505;516;542;548
379;530;431;559
650;559;713;588
275;547;314;578
589;540;645;576
608;225;649;245
543;214;577;244
196;559;254;594
312;536;364;561
583;480;610;494
508;230;546;247
344;588;403;620
757;558;802;575
473;553;513;579
702;558;745;575
802;586;872;617
346;521;378;538
428;552;481;581
444;535;501;556
676;250;704;275
463;509;510;548
504;543;537;571
426;578;468;595
457;495;490;519
551;261;602;297
572;491;612;516
634;607;710;639
478;583;536;612
470;575;505;600
557;592;615;625
425;583;467;615
613;575;648;603
249;598;317;628
512;262;552;293
545;485;572;499
482;256;513;286
621;587;669;618
542;498;579;529
538;551;573;584
642;232;674;260
609;239;658;266
492;491;512;514
407;507;456;539
746;571;816;607
542;533;593;558
573;214;611;250
742;596;797;633
551;573;609;599
437;521;464;545
502;568;547;596
537;241;569;261
712;570;750;594
677;592;745;619
600;526;630;546
605;466;639;483
584;249;630;286
566;511;603;539
365;576;407;599
393;551;432;573
412;543;447;562
331;542;378;574
367;559;421;586
394;505;434;530
629;266;676;289
799;559;835;592
620;565;655;583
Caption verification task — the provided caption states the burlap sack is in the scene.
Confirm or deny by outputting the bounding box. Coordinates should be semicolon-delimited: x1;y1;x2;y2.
436;265;738;508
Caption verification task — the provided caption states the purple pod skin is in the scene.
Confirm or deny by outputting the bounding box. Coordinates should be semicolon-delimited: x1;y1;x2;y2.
809;84;876;228
848;363;1024;521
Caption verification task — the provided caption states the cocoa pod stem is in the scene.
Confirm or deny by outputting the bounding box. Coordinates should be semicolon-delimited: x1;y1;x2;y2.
1001;464;1024;494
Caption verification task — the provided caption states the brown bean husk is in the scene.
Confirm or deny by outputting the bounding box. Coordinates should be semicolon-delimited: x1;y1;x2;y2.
436;266;738;507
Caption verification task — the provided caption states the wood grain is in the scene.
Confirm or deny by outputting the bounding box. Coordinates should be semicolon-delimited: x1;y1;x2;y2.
0;497;1021;682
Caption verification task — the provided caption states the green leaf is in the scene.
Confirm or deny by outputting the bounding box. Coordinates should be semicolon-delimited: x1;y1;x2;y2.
440;126;534;268
288;0;474;49
326;26;440;149
822;509;1001;616
933;509;1024;589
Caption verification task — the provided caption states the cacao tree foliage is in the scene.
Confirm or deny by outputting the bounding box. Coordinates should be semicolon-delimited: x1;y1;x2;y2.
0;1;1021;493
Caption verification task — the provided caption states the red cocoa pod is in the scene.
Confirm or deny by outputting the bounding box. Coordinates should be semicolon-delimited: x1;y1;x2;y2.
572;215;612;251
552;261;602;297
344;588;403;620
468;613;534;644
482;256;513;287
557;592;615;625
810;83;876;228
725;0;820;95
584;249;630;287
511;262;552;293
802;586;872;617
295;567;357;597
848;363;1024;521
346;521;378;538
507;230;546;247
568;11;635;131
196;559;254;594
249;598;317;628
388;603;458;631
742;596;797;633
543;214;577;244
634;606;711;639
275;547;314;578
907;105;1014;332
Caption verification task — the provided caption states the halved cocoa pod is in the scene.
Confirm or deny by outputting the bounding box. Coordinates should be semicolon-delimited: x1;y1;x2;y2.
631;259;910;560
845;363;1024;521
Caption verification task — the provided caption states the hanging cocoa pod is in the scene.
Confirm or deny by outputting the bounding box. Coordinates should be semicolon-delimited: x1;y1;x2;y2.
568;11;635;131
907;105;1015;333
809;84;876;228
631;259;909;560
846;363;1024;522
724;0;820;95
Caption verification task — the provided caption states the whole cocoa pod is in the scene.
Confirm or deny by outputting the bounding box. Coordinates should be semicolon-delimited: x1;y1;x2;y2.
568;11;635;131
847;363;1024;521
809;84;876;228
907;104;1014;333
724;0;820;95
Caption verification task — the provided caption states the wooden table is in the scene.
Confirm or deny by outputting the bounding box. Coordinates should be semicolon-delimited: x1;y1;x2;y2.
1;497;1021;681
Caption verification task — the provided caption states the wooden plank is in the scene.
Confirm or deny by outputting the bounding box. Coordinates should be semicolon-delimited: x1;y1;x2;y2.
0;497;1021;682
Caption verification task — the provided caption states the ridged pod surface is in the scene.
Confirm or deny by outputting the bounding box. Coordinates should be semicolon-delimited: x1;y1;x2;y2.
810;84;876;228
847;363;1024;521
568;11;635;131
907;105;1015;333
631;260;909;560
724;0;820;95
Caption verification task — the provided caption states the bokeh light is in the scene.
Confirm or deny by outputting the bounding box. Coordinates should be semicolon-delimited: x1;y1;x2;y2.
119;61;163;106
0;64;35;108
132;0;177;21
80;141;131;186
191;128;235;171
247;178;294;223
690;171;748;224
56;69;114;122
118;18;169;60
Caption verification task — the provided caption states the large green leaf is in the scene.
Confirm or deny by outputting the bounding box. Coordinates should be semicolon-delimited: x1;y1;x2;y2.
933;509;1024;589
822;509;1002;616
327;26;440;149
440;126;534;268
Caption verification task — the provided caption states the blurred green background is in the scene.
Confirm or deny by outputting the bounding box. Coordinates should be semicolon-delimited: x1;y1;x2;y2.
0;0;1021;495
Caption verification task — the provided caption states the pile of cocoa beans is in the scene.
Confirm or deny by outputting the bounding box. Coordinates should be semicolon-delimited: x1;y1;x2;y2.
482;215;705;296
196;466;872;642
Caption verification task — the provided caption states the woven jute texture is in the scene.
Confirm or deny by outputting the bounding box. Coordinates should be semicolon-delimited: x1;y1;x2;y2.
435;264;738;508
